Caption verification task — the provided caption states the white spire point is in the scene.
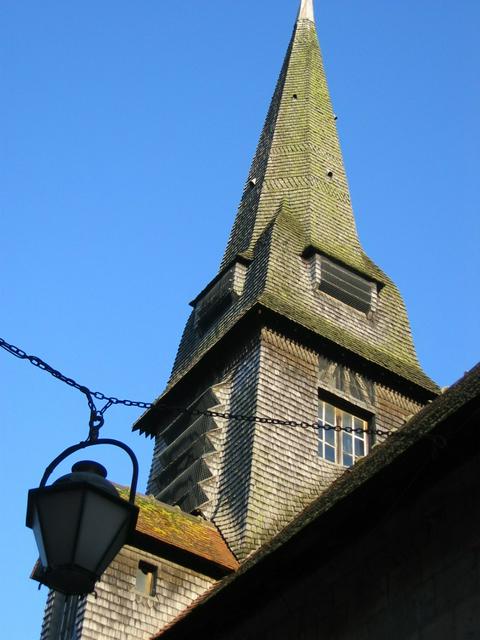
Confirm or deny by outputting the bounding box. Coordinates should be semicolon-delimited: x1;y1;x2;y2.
298;0;315;22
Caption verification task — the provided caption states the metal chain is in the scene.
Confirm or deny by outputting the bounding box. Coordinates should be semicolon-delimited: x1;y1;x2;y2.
1;336;413;439
160;406;397;438
0;338;152;410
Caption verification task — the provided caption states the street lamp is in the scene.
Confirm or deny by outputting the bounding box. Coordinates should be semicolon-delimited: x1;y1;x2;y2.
26;435;139;596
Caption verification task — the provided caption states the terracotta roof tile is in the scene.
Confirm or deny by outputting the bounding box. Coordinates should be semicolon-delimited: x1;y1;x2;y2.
117;488;239;573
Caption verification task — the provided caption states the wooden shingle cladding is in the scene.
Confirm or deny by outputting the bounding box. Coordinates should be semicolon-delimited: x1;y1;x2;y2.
38;4;449;639
79;546;215;640
152;363;480;640
192;260;248;331
146;384;229;518
220;17;361;270
126;0;439;571
228;328;425;557
134;12;436;437
140;321;425;561
39;494;237;640
130;2;440;633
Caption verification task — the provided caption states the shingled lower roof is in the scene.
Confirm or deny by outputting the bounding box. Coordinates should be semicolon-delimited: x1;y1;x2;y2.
117;489;239;576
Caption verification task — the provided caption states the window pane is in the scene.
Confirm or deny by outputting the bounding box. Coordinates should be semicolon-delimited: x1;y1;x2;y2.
325;427;335;445
343;432;352;454
355;437;365;457
318;429;325;457
136;569;147;593
354;417;364;431
324;403;335;425
325;444;336;462
318;402;324;420
342;412;352;429
136;562;157;596
318;399;370;467
343;453;353;467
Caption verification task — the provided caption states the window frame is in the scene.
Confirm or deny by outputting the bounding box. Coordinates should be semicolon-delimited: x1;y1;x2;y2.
318;398;370;467
135;561;158;597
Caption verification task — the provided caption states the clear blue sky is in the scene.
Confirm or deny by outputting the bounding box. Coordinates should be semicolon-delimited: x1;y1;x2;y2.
1;1;479;636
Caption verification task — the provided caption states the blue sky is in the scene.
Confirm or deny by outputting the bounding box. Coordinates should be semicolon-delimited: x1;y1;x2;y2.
1;1;479;636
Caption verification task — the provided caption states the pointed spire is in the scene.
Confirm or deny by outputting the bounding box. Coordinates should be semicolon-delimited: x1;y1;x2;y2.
221;5;364;274
298;0;315;22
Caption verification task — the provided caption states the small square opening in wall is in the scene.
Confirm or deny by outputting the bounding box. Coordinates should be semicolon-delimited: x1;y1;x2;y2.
136;561;157;597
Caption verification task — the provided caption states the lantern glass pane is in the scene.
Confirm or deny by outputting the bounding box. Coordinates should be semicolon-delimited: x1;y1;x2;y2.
35;489;84;567
75;491;133;574
30;509;48;567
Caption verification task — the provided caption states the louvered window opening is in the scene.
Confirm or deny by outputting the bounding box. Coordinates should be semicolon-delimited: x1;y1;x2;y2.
319;258;373;313
157;460;211;511
156;435;215;489
158;388;219;448
152;386;225;515
158;415;215;468
195;269;236;330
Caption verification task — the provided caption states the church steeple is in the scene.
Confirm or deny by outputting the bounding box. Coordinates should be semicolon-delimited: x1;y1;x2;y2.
154;0;435;396
136;0;437;559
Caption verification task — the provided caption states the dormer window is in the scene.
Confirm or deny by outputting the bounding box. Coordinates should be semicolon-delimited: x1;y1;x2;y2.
309;253;378;314
320;258;373;313
193;259;248;331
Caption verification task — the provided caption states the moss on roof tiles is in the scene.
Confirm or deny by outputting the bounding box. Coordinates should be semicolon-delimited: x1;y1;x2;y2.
222;18;363;272
117;488;238;572
259;291;436;392
260;205;438;393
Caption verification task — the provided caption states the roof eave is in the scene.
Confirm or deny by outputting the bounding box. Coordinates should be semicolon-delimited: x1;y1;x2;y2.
128;530;238;580
134;304;439;437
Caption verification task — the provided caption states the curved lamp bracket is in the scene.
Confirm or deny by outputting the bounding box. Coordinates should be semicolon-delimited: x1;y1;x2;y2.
39;439;139;504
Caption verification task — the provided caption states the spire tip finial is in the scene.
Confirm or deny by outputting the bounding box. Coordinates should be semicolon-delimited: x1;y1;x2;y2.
298;0;315;22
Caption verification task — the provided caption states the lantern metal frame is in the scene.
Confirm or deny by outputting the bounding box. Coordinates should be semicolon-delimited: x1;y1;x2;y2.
37;437;138;500
27;435;139;595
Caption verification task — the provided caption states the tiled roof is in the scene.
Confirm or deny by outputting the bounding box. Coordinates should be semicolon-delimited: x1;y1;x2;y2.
152;361;480;638
117;488;239;573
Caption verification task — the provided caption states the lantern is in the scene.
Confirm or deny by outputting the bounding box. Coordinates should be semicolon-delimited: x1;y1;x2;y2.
26;438;139;595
